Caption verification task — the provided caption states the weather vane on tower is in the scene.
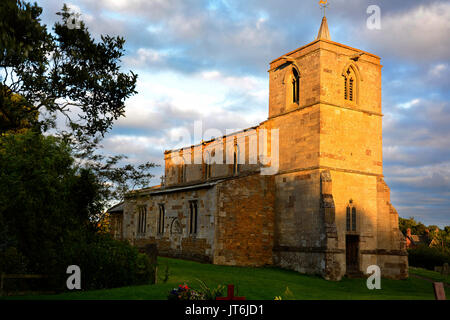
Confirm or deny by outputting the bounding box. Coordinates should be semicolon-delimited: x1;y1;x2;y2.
319;0;329;17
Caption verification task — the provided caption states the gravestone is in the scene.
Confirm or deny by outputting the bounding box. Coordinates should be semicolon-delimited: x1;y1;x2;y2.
433;282;446;300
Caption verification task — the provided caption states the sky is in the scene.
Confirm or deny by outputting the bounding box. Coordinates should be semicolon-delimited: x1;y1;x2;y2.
36;0;450;227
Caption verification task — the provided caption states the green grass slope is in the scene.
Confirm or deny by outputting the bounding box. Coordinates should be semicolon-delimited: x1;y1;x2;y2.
4;257;440;300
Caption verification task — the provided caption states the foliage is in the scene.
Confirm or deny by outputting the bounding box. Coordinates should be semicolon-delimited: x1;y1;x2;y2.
399;217;450;249
0;247;27;274
0;131;154;290
0;89;39;133
158;262;170;284
399;217;428;236
0;0;137;139
168;284;205;300
76;149;157;207
0;1;157;204
407;245;450;271
64;234;154;291
274;286;295;300
97;212;111;234
195;279;225;300
0;131;89;275
0;1;158;292
167;280;225;300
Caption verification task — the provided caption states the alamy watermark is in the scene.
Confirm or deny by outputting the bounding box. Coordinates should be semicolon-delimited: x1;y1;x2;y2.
66;265;81;290
366;265;381;289
367;5;381;30
66;7;82;30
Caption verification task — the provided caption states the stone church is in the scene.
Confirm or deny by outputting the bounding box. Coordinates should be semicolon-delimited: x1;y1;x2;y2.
109;16;408;280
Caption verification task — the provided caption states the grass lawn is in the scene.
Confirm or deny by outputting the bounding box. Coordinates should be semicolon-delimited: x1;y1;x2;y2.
409;267;450;285
3;257;442;300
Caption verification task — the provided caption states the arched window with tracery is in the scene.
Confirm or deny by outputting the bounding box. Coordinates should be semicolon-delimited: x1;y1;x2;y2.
344;66;357;102
284;65;301;109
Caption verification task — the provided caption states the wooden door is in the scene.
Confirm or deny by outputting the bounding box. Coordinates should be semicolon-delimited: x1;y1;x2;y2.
346;235;359;273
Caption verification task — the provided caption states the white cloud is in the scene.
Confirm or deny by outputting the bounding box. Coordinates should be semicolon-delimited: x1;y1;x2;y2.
429;63;449;78
358;2;450;61
397;98;421;109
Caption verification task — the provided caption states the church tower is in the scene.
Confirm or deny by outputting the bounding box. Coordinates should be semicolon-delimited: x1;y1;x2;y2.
262;11;408;280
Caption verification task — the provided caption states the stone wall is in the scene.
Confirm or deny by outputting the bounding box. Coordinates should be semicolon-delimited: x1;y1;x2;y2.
123;185;217;263
375;177;408;279
109;213;123;240
269;41;321;118
214;174;275;266
272;170;325;275
163;128;261;188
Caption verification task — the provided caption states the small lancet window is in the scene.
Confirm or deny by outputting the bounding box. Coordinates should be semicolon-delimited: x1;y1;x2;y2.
137;206;147;235
189;200;198;234
158;204;165;235
346;206;351;231
346;201;357;232
351;207;356;231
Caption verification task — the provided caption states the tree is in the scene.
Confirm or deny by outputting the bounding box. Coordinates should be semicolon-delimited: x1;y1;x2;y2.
0;131;90;272
1;1;137;138
0;1;157;204
0;2;158;289
399;217;417;235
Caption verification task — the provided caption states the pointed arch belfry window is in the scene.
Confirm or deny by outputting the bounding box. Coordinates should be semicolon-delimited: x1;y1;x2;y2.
283;64;301;109
343;65;358;103
292;67;300;104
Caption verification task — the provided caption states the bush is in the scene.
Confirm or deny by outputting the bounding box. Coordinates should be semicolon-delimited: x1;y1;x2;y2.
63;234;154;291
0;132;155;292
408;245;450;270
0;246;27;274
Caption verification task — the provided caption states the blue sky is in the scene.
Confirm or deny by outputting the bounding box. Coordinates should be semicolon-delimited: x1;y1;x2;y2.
37;0;450;227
